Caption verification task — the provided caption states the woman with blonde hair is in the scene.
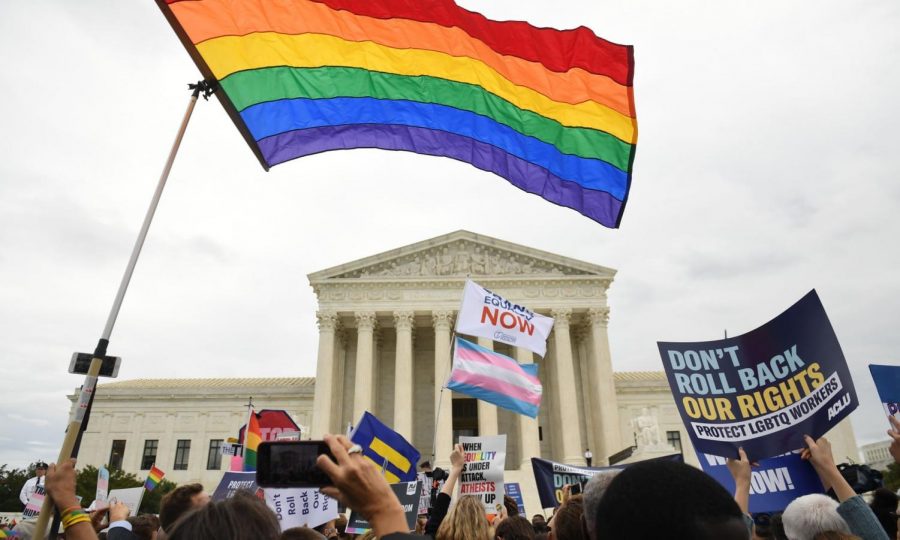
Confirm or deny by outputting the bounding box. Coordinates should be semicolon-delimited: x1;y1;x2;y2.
436;496;492;540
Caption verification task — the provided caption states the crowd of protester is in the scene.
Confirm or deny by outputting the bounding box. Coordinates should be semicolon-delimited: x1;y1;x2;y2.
5;415;899;540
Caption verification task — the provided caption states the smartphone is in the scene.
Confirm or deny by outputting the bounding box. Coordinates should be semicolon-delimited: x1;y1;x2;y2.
570;482;583;495
256;441;334;488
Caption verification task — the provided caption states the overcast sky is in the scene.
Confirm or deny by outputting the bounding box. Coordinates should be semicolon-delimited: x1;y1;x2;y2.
1;0;898;469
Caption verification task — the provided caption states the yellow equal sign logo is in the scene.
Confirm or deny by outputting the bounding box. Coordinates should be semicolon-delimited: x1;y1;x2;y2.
363;436;412;484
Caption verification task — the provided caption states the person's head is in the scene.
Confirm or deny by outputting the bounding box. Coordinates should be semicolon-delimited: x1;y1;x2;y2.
549;494;584;540
752;513;773;540
504;495;519;517
871;488;899;513
35;461;48;477
436;495;491;540
280;527;327;540
770;513;787;540
581;470;619;538
416;515;428;534
592;460;746;540
420;461;433;472
810;532;861;540
496;515;536;540
531;514;546;526
168;490;279;540
159;483;209;532
782;494;850;540
128;514;162;540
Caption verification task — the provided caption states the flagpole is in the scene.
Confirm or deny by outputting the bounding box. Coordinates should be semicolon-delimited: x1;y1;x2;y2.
241;397;255;466
431;330;458;464
34;80;214;540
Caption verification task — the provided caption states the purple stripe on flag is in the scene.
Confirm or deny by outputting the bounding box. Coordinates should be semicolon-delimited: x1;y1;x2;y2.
455;346;541;386
256;124;623;227
449;370;542;405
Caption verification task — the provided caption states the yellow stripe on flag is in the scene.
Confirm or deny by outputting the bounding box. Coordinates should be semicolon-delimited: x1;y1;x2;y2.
364;455;401;484
370;437;412;474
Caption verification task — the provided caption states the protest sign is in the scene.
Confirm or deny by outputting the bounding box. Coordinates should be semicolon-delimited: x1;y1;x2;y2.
699;451;823;513
530;455;684;509
347;481;421;534
417;472;431;515
456;280;554;357
504;483;526;515
107;487;144;516
658;290;858;460
459;435;506;514
239;409;302;445
869;364;900;417
212;471;259;501
22;485;46;519
265;488;337;531
94;466;109;509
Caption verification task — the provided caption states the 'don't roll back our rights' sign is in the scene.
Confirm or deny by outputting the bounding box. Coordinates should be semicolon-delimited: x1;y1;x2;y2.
658;290;858;460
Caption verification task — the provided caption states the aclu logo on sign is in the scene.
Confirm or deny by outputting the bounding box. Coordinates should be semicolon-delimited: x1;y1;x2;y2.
827;393;852;420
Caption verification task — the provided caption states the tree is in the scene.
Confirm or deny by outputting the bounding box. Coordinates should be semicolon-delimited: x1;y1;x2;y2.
883;462;900;492
0;464;29;511
74;465;177;514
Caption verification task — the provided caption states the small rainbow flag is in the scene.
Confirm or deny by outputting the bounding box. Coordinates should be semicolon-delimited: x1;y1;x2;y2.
156;0;637;227
144;465;165;491
243;411;262;472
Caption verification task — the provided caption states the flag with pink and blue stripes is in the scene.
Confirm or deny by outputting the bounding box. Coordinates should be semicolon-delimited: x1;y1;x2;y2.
448;337;543;418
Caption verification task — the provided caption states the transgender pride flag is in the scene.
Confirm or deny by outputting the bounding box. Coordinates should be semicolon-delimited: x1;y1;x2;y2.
448;337;542;418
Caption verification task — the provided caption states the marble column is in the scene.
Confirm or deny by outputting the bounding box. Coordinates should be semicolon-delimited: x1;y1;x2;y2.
587;307;621;464
550;308;584;464
574;326;596;462
311;311;339;437
352;311;377;422
433;310;454;467
393;311;415;440
476;337;499;436
516;347;542;467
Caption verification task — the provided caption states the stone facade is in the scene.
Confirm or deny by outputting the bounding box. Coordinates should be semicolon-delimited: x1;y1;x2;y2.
72;378;314;488
72;230;862;514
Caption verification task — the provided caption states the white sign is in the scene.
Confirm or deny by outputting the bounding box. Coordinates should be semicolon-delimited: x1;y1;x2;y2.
23;485;46;519
107;487;144;516
459;435;507;514
456;280;553;357
264;488;337;531
94;466;110;509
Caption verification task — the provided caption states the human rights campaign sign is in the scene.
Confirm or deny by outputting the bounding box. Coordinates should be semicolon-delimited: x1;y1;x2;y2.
699;451;823;513
658;290;858;460
869;364;900;417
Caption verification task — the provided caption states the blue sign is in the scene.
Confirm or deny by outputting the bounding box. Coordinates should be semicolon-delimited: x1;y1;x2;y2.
212;472;259;502
698;451;824;513
530;454;684;509
658;290;858;460
504;483;526;515
870;364;900;416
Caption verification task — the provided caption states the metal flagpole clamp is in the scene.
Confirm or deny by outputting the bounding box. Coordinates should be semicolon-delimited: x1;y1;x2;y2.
347;444;364;456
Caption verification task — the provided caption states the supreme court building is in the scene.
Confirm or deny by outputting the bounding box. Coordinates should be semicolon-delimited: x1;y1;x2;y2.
74;230;861;512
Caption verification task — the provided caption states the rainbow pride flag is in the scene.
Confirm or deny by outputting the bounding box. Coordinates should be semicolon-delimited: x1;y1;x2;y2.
243;411;262;472
144;465;165;491
156;0;637;227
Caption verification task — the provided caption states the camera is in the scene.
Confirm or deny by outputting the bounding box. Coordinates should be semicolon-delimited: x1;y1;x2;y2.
256;441;335;488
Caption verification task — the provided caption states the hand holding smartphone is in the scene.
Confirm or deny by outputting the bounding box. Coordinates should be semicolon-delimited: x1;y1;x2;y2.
256;441;335;488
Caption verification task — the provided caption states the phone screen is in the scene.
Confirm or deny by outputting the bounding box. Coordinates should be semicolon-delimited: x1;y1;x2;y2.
256;441;334;488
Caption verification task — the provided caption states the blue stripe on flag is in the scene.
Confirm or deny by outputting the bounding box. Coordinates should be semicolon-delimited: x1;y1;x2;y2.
241;97;628;199
446;381;540;418
350;412;421;482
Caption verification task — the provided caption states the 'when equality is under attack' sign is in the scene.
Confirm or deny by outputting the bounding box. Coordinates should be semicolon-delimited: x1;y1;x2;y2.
658;290;858;460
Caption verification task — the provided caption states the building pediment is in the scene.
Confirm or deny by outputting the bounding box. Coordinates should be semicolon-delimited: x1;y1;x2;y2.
308;231;615;282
